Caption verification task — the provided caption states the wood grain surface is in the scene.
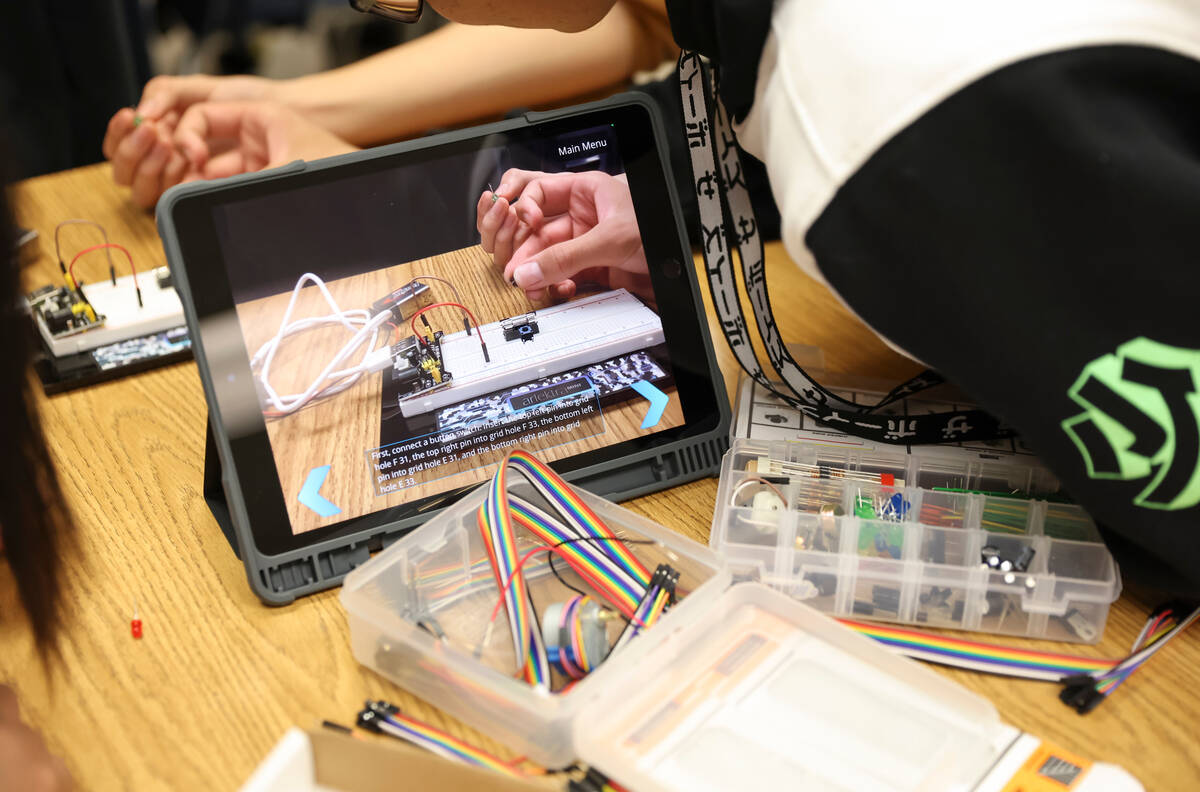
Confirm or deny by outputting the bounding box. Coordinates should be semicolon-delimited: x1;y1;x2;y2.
238;246;679;533
1;164;1198;791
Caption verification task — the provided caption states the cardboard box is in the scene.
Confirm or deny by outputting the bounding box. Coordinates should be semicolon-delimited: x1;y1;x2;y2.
241;727;547;792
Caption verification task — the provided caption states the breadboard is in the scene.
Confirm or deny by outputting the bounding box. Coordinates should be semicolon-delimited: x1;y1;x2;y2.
397;289;664;416
34;272;185;357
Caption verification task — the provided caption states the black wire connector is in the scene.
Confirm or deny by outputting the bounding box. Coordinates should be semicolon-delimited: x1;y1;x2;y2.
1058;675;1105;715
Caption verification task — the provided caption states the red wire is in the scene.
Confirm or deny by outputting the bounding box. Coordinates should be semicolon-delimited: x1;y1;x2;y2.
409;301;482;342
68;242;139;292
486;544;649;634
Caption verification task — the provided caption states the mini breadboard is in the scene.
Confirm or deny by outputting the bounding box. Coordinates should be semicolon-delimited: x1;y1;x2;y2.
395;289;664;417
28;269;185;357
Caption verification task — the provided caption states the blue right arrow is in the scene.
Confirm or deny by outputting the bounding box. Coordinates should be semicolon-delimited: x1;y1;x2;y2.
630;380;669;429
298;465;341;518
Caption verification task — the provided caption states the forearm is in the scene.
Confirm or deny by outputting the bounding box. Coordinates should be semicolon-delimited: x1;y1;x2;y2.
275;3;675;146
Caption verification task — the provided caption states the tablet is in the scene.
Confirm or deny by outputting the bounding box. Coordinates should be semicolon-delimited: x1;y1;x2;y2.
158;94;729;602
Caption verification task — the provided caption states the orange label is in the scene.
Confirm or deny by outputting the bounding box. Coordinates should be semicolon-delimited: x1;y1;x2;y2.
1001;740;1094;791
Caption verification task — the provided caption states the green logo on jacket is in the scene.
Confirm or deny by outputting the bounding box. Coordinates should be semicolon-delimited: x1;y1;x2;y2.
1062;338;1200;511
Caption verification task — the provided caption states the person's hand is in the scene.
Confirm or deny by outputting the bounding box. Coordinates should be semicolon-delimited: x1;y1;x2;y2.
0;685;72;791
475;169;650;303
103;75;275;208
170;101;358;184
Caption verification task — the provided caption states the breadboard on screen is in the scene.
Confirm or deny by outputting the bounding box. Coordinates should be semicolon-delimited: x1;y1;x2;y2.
397;288;664;417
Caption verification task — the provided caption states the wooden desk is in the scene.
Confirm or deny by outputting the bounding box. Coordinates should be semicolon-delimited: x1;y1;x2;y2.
3;164;1198;791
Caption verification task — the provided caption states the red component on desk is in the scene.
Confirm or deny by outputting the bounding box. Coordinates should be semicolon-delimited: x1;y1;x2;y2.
131;618;142;639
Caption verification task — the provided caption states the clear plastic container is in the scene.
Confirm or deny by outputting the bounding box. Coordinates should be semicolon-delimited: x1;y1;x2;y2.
340;479;731;767
340;478;1008;789
711;439;1121;643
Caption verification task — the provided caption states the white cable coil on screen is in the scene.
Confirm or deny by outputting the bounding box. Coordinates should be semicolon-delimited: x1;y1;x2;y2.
252;272;394;416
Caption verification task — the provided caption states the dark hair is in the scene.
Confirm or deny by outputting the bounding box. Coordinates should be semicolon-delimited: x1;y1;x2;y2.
0;160;73;655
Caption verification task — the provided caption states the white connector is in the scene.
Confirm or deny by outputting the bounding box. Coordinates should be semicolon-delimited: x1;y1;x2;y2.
363;346;395;373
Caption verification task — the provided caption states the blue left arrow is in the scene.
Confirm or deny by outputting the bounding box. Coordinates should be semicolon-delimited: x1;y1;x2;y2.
298;465;341;517
630;380;669;429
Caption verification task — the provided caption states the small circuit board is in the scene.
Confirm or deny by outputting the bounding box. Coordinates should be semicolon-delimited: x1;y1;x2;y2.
391;332;453;401
501;312;539;343
26;285;105;339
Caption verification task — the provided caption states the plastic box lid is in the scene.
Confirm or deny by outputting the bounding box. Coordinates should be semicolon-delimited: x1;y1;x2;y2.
340;477;1006;787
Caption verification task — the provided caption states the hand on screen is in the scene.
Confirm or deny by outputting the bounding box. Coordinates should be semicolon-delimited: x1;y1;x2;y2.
171;101;358;186
475;169;651;303
104;75;273;208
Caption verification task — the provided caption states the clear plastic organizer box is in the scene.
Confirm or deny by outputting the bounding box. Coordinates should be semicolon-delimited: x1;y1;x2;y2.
711;439;1121;643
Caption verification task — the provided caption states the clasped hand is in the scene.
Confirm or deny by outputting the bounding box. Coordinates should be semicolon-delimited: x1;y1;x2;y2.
476;169;651;304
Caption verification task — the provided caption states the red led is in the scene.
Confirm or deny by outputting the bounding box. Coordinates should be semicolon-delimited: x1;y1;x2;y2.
880;473;895;487
131;618;143;639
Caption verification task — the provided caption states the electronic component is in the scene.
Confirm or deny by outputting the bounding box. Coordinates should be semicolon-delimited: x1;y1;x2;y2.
751;455;907;487
131;602;143;640
542;596;614;679
501;312;539;342
1062;608;1099;643
27;285;104;338
27;274;184;358
371;280;432;322
155;266;173;289
390;332;452;399
398;289;664;417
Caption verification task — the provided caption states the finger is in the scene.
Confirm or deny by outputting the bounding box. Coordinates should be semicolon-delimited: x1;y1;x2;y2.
475;190;494;232
495;168;547;202
138;75;214;120
510;223;617;290
0;685;18;722
477;197;510;255
156;109;181;136
549;280;576;301
512;175;580;229
523;286;551;303
503;213;574;282
111;122;157;186
174;102;253;170
129;132;172;209
491;201;522;271
103;108;136;160
202;148;249;180
161;151;188;192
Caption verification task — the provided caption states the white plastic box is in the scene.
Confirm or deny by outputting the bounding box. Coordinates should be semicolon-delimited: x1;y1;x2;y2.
711;438;1122;643
339;477;1010;789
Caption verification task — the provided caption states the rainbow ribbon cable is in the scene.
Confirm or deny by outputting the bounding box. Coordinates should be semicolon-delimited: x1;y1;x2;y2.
509;494;648;618
549;595;595;680
476;449;665;687
477;454;550;689
1059;603;1200;712
841;620;1117;681
505;450;651;586
843;602;1200;705
358;701;527;778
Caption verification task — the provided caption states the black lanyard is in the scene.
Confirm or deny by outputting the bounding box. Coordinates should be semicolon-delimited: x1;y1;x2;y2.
678;51;1014;445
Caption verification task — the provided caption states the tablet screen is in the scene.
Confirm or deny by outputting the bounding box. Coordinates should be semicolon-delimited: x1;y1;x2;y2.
172;102;723;552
